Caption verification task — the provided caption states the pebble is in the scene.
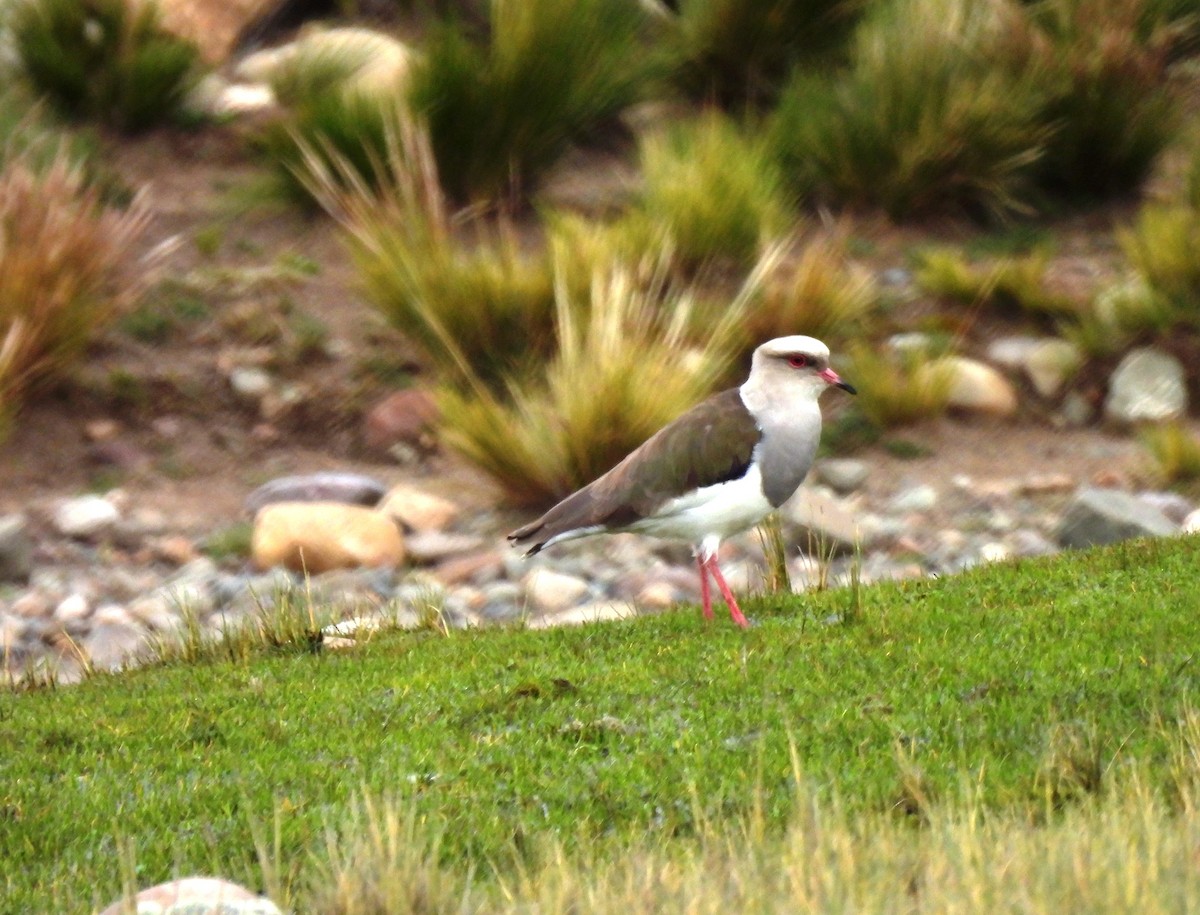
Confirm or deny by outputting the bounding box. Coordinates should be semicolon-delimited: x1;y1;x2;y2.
0;513;32;583
53;494;121;539
1;449;1196;685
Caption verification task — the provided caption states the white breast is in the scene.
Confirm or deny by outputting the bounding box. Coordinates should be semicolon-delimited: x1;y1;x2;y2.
629;462;773;547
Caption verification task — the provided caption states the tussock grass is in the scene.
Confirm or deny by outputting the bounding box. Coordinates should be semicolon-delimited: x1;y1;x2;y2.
438;257;749;505
0;145;148;437
841;340;954;428
773;0;1048;220
1118;203;1200;307
12;0;202;132
1029;0;1182;200
1139;421;1200;487
634;112;796;270
408;0;654;204
668;0;863;106
305;119;559;390
914;247;1080;319
8;537;1200;911
743;233;878;347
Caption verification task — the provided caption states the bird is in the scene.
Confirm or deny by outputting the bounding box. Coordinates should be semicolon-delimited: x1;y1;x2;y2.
507;335;856;628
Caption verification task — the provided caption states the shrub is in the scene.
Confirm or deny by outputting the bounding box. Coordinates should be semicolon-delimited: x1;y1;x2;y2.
1139;421;1200;487
438;263;750;506
914;247;1080;319
1117;203;1200;307
668;0;863;106
772;0;1049;220
407;0;654;205
11;0;202;132
0;146;148;435
256;28;416;205
1028;0;1181;200
634;112;796;270
304;119;560;390
741;234;878;346
842;340;954;428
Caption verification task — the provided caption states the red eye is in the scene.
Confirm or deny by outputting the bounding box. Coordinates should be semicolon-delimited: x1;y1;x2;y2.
788;354;809;368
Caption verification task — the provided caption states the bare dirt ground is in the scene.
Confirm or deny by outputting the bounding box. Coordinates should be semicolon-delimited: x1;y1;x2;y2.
0;124;1154;540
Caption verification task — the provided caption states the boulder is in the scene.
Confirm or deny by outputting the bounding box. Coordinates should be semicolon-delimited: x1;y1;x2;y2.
252;502;404;573
1105;347;1187;424
1056;487;1178;549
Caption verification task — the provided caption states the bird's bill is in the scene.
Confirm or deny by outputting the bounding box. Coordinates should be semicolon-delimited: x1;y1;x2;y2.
819;367;857;395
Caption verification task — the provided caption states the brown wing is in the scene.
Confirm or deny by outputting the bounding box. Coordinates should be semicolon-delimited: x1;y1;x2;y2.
508;388;760;553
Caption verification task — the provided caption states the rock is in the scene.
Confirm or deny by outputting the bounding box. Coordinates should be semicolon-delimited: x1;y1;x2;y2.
1058;391;1094;427
524;568;591;614
54;593;92;626
0;513;33;584
405;531;485;565
782;489;861;556
1183;509;1200;534
252;503;405;573
932;356;1019;417
635;580;680;609
53;494;121;539
156;0;282;64
435;550;505;586
1137;491;1194;526
244;472;388;516
986;335;1042;370
889;483;938;514
1105;347;1187;424
229;366;273;404
86;439;152;471
364;388;440;452
379;484;460;532
83;622;144;671
188;73;276;116
814;459;869;494
236;26;415;99
1010;529;1057;557
1024;339;1082;399
1056;487;1178;549
528;600;637;629
98;875;283;915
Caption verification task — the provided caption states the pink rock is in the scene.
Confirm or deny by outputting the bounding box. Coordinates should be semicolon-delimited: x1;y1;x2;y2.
364;388;440;452
97;875;282;915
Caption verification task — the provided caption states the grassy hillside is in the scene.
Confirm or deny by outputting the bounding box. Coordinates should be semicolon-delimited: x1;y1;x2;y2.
4;534;1200;912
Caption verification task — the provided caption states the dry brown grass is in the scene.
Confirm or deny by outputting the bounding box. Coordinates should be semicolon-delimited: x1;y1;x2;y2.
0;145;148;435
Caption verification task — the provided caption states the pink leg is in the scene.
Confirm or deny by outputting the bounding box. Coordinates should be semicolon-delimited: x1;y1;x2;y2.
705;555;749;629
697;554;714;620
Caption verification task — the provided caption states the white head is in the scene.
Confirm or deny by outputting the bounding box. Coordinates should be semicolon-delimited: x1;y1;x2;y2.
741;335;856;415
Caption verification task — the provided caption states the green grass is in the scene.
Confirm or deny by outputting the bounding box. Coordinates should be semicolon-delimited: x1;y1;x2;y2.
5;537;1200;910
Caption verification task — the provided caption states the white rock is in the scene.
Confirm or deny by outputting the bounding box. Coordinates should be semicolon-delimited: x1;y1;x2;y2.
53;494;121;539
528;600;636;629
1105;347;1187;424
229;366;273;402
986;335;1043;370
55;593;92;624
934;356;1019;417
889;484;938;514
1182;509;1200;534
524;568;591;614
97;876;283;915
1025;339;1082;398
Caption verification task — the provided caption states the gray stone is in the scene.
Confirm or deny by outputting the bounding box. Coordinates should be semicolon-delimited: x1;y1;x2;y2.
1136;491;1194;526
1056;487;1179;549
814;459;869;494
244;472;388;515
1010;529;1057;557
889;484;938;514
0;513;32;583
83;622;145;671
404;531;484;565
528;600;637;629
1058;391;1095;427
1104;347;1187;424
53;495;120;539
986;335;1043;370
1024;339;1082;399
782;489;861;556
